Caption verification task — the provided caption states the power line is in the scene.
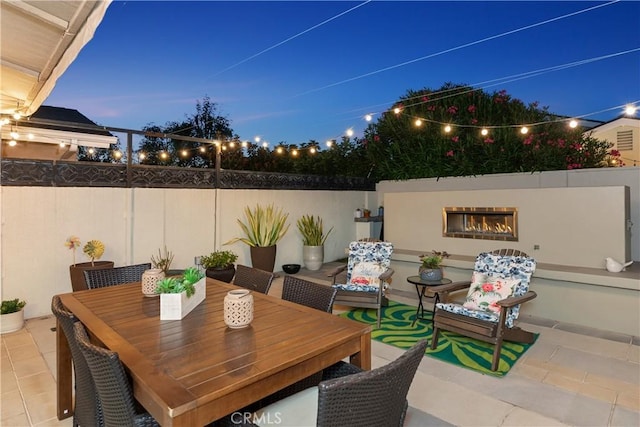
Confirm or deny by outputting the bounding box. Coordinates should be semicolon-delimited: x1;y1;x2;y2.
294;0;622;97
209;0;372;78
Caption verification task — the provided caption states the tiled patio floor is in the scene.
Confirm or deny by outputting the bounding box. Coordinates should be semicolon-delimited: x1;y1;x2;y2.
1;269;638;426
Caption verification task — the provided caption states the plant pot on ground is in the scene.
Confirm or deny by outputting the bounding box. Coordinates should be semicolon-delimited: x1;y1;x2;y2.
1;299;26;334
224;204;290;272
201;250;238;283
296;214;333;271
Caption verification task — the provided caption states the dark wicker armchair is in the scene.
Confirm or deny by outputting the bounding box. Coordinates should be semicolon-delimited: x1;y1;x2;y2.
83;263;151;289
250;339;427;427
281;276;337;313
73;322;160;427
51;295;104;427
233;264;275;294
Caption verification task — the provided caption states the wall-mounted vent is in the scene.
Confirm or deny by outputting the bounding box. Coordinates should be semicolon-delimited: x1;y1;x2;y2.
617;130;633;151
443;207;518;241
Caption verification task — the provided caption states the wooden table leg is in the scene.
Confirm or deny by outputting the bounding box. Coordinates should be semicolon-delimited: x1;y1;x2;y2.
350;331;372;370
56;318;73;420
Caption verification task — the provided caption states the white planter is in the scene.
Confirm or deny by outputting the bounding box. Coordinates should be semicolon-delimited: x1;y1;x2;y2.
303;245;324;271
160;278;206;320
1;310;25;334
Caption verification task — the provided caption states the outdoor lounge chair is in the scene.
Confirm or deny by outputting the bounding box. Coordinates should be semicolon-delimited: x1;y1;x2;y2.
430;250;537;371
327;240;394;328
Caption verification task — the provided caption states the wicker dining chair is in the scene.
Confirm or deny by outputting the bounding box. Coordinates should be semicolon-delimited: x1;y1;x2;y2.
73;322;160;427
83;263;151;290
232;264;275;294
281;276;337;313
250;339;428;427
51;296;104;427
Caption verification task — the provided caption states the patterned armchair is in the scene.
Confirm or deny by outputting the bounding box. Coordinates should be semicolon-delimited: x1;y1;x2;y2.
430;251;537;371
327;240;394;328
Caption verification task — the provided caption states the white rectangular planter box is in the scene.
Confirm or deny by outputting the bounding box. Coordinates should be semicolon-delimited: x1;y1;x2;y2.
160;277;206;320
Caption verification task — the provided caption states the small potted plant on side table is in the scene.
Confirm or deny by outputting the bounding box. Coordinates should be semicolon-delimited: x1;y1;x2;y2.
418;250;449;281
200;250;238;283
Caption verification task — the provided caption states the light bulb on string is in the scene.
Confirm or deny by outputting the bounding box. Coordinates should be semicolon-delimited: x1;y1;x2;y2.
199;146;206;153
114;151;122;159
365;114;373;122
444;125;452;133
346;129;354;137
8;140;17;146
181;149;188;157
160;151;167;160
415;119;422;127
254;136;261;143
292;149;298;156
520;126;529;134
276;147;284;154
262;142;268;148
88;148;95;155
222;145;228;151
241;141;248;148
139;153;146;160
481;128;489;136
310;147;316;154
625;105;637;116
393;107;401;115
326;140;333;148
569;120;578;128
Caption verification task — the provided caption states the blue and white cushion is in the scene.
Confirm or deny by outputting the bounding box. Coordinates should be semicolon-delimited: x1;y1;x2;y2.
333;241;393;293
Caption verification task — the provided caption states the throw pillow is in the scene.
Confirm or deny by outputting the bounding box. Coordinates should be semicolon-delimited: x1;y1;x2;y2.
349;261;386;289
463;271;521;313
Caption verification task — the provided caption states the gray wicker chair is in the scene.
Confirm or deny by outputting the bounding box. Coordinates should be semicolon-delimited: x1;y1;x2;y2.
232;264;275;294
250;339;427;427
281;276;337;313
83;263;151;290
51;296;103;427
73;322;160;427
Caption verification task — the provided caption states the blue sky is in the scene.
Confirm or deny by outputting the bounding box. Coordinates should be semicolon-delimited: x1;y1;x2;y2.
46;1;640;145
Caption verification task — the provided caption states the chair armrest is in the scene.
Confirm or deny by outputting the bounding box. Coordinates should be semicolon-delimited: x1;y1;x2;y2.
327;264;347;278
321;361;363;381
428;280;472;294
497;290;537;308
379;267;394;281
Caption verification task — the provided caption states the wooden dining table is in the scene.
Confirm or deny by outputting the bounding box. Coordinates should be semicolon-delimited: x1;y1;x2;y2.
56;278;371;426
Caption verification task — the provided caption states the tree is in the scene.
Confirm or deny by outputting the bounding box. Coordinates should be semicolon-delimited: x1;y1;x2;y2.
364;83;614;180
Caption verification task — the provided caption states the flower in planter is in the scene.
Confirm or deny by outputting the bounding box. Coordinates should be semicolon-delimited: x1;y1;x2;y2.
64;237;105;266
155;267;204;297
64;236;81;266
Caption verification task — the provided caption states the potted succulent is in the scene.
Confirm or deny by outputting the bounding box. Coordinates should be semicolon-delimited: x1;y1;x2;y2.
224;203;289;272
1;298;26;334
151;245;175;275
200;250;238;283
296;214;333;271
66;236;114;292
418;250;450;281
156;267;206;320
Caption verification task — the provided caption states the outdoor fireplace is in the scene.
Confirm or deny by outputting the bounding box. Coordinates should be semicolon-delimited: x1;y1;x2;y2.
443;207;518;241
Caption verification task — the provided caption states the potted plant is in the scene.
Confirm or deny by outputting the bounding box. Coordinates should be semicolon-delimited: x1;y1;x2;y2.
156;267;206;320
66;236;114;292
200;250;238;283
151;245;175;275
418;250;450;281
224;204;289;272
296;214;333;271
1;298;26;334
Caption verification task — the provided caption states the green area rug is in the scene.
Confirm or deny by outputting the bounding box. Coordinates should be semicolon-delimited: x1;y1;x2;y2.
339;300;538;377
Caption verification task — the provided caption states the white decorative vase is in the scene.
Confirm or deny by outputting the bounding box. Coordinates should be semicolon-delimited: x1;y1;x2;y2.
224;290;254;328
141;268;165;297
302;245;324;271
1;310;25;334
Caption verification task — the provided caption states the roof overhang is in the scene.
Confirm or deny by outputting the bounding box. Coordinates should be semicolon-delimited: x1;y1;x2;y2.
1;125;116;149
0;0;112;117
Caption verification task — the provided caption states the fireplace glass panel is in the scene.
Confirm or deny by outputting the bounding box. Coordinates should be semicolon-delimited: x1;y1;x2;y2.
443;207;518;241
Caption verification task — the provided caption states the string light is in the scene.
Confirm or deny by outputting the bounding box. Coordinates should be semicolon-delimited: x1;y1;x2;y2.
139;153;146;160
8;140;17;146
625;105;637;116
569;120;578;128
365;114;373;122
326;140;333;147
444;125;452;133
520;126;529;134
393;107;401;115
88;148;95;155
114;151;122;159
481;128;489;136
414;119;422;127
346;129;354;137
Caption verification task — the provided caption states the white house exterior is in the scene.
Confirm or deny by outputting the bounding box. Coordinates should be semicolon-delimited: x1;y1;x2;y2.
586;117;640;167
